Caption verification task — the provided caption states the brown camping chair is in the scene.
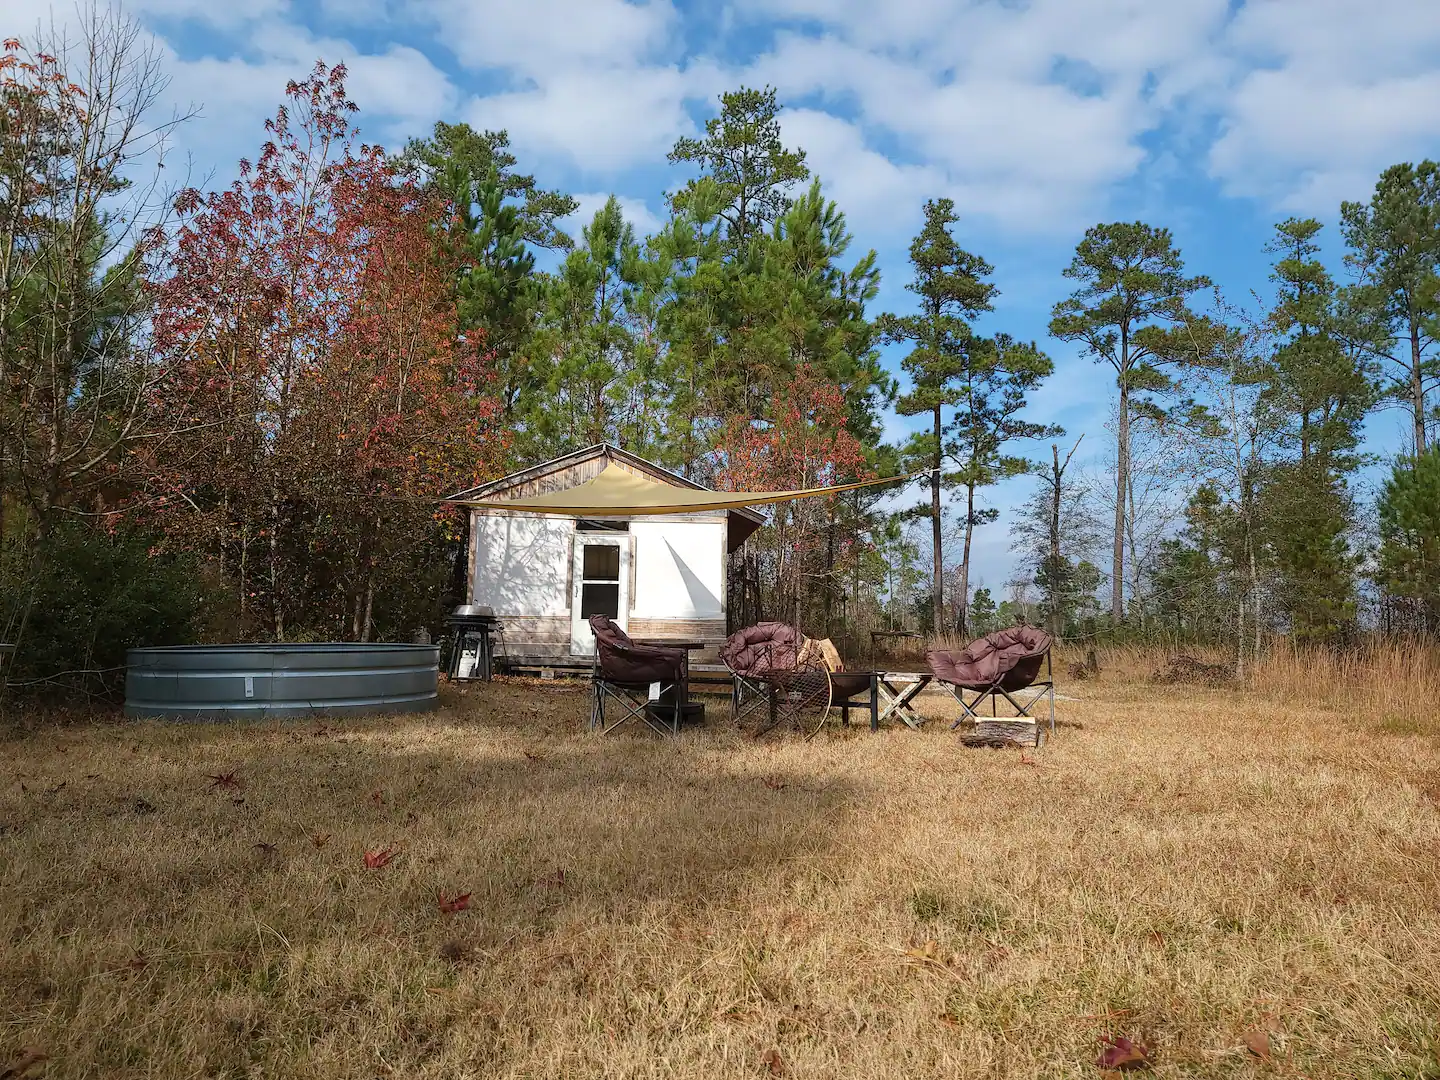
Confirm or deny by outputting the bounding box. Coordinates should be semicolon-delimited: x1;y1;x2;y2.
927;626;1056;744
589;614;687;736
721;622;877;739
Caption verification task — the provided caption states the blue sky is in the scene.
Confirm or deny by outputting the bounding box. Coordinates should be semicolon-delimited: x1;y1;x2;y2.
13;0;1440;592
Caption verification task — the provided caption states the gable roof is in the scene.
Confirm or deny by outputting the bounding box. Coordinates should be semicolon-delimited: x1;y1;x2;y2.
452;444;767;529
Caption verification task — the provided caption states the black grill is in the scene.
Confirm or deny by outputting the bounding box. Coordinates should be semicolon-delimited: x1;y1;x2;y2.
444;606;501;681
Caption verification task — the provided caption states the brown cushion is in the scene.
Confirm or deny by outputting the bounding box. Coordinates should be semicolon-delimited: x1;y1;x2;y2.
927;626;1051;691
589;614;683;683
721;622;804;676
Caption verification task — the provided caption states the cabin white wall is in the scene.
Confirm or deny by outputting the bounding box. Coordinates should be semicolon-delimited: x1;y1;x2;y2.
471;513;572;616
631;520;725;619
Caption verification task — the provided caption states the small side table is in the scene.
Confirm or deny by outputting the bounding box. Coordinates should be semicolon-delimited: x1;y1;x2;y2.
875;672;933;729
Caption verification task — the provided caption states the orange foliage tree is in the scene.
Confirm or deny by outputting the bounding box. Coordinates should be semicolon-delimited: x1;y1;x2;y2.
145;62;505;640
714;365;872;630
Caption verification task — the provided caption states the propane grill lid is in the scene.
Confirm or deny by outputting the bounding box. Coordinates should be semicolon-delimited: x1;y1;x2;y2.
448;604;497;623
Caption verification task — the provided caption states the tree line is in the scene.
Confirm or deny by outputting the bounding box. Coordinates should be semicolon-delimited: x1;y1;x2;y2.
1;11;1436;694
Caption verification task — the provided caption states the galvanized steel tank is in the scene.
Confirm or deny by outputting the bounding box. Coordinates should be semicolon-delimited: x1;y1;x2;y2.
125;643;439;720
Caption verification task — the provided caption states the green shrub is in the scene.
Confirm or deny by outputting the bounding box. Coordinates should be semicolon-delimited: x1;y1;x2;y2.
1;523;215;700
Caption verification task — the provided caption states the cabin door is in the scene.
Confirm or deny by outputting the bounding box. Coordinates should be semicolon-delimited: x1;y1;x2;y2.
570;535;629;656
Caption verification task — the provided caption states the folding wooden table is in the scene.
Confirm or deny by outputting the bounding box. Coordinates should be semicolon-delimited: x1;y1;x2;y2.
874;672;933;729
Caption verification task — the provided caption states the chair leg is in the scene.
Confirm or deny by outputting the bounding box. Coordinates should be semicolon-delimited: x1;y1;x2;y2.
944;685;983;730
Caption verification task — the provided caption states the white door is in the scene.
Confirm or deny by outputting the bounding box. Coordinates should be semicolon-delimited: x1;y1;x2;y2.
570;535;629;655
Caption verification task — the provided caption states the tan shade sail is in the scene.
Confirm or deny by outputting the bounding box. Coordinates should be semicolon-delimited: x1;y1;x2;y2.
452;463;909;516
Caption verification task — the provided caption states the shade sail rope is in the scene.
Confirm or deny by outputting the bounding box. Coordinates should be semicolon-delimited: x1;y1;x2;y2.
449;463;924;516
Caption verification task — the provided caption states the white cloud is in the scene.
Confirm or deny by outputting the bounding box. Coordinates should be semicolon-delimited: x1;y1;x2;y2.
410;0;676;75
776;108;942;236
463;62;723;174
730;2;1232;232
154;24;458;171
1208;0;1440;210
566;192;663;240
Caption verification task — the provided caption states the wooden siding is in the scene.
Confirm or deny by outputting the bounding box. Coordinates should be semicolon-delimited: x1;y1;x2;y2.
629;617;726;664
494;615;569;650
492;614;725;666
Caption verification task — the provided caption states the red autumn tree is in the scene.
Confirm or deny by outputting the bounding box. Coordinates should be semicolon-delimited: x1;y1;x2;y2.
713;365;871;629
146;61;504;640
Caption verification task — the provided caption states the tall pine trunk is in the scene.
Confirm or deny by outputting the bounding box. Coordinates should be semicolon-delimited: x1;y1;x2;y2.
1411;322;1427;453
930;404;944;636
1049;443;1063;635
1112;380;1130;622
958;482;975;637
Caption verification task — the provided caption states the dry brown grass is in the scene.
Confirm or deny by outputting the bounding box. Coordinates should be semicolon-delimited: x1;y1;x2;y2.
2;671;1439;1079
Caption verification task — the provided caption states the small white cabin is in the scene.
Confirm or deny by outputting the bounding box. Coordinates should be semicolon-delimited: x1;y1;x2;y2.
452;444;763;668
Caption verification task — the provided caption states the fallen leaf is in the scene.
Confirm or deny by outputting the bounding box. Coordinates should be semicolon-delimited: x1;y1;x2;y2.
311;831;331;848
438;891;472;914
0;1047;47;1078
1097;1034;1153;1071
1243;1030;1271;1060
208;771;243;790
438;939;471;962
905;939;940;961
761;1047;785;1075
364;845;399;869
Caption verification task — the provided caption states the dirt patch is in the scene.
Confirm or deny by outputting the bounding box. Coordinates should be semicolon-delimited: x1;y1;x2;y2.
1150;654;1234;686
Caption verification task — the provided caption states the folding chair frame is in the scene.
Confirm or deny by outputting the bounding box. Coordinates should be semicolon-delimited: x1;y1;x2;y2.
729;654;833;740
940;651;1056;740
590;663;685;736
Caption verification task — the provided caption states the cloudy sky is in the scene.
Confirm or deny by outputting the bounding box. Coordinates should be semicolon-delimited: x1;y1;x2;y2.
12;0;1440;592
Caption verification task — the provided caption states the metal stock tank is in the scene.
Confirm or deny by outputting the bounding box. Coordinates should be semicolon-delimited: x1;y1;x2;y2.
124;643;439;720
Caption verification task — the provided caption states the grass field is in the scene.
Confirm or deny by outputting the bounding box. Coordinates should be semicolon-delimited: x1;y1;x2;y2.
2;655;1438;1079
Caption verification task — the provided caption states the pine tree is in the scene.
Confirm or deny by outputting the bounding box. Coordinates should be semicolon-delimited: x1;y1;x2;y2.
1257;218;1373;641
1377;446;1440;634
668;86;808;252
1049;223;1210;623
533;197;644;451
1339;161;1440;454
878;198;996;635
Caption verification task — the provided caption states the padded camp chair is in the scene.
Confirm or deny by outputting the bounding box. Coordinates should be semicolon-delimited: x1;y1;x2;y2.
927;626;1056;744
588;614;688;736
721;623;877;739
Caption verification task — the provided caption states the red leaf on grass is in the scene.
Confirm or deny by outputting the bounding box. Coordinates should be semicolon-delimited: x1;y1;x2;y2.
1243;1030;1271;1060
1097;1034;1152;1071
438;891;472;914
208;771;243;790
363;845;399;869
